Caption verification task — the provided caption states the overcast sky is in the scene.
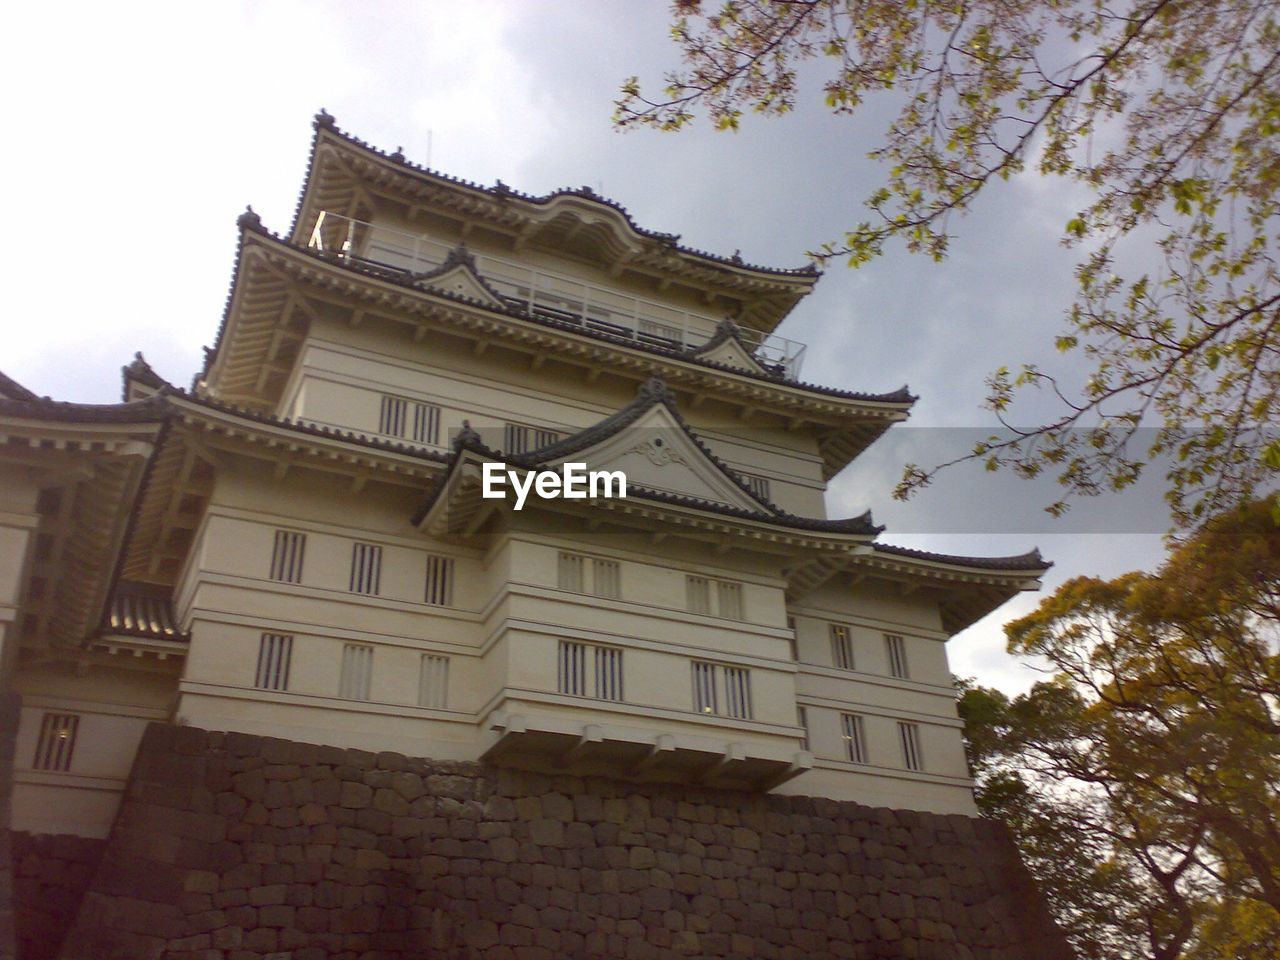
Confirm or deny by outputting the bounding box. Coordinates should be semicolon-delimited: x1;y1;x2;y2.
2;1;1168;692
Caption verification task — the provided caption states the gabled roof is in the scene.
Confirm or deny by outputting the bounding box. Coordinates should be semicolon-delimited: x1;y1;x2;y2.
0;370;38;401
416;375;881;537
288;112;821;334
121;352;169;401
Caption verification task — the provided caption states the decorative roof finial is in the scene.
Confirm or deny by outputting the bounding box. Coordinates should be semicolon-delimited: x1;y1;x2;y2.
236;205;262;232
453;419;483;450
731;249;743;264
637;374;674;406
314;109;336;129
389;146;405;162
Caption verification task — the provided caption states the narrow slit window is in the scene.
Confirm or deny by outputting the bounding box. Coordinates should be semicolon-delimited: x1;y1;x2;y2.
379;395;407;437
269;530;306;583
717;581;744;621
686;576;711;615
692;661;718;714
33;713;79;772
558;640;588;697
424;554;455;606
885;634;909;679
418;654;449;708
739;473;771;501
797;706;810;750
255;633;292;691
899;721;924;771
723;666;753;719
558;552;586;593
349;542;382;595
340;643;373;700
842;713;868;764
382;395;441;445
787;616;799;661
594;645;624;702
592;559;621;599
830;624;855;670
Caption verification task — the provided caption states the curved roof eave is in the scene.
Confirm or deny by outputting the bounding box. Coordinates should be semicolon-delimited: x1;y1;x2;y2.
290;111;823;290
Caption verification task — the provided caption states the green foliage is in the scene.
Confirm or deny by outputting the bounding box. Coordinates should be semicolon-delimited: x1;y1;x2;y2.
959;501;1280;959
617;1;1280;528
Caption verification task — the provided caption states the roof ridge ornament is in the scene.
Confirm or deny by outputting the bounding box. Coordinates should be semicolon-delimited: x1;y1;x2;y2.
637;375;675;406
440;243;477;271
389;146;405;162
453;419;484;451
314;108;336;129
236;206;263;233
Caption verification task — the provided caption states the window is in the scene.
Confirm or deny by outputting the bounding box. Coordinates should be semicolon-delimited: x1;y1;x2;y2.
340;644;373;700
349;542;382;595
269;530;305;583
593;559;621;599
898;721;924;771
739;473;771;501
424;554;455;606
33;713;78;772
380;395;441;445
686;576;711;615
786;616;799;660
717;581;744;621
558;552;586;592
691;661;753;719
557;640;624;702
255;633;292;691
724;666;752;719
418;655;449;708
842;713;868;764
885;634;909;679
686;575;745;619
797;706;809;750
830;624;855;670
503;422;562;455
692;661;718;715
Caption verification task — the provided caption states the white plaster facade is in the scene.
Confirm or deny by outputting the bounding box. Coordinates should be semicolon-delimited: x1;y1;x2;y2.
0;114;1049;839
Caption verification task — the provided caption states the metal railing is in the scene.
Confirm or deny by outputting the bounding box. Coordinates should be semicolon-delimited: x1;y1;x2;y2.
308;211;806;378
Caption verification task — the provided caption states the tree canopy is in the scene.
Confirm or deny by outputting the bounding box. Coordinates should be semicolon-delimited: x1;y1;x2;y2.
617;1;1280;525
957;499;1280;959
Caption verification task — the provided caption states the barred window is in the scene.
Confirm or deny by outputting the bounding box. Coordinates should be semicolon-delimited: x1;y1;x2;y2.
830;624;855;670
885;634;909;679
380;396;441;445
592;559;621;599
692;661;718;714
340;643;373;700
33;713;78;772
691;661;753;719
898;722;924;771
503;422;562;455
724;666;752;719
255;633;292;691
349;542;382;595
558;552;586;593
269;530;305;583
739;473;771;501
717;581;744;621
686;576;745;619
842;713;868;764
418;654;449;708
424;554;455;606
557;640;624;702
686;576;711;615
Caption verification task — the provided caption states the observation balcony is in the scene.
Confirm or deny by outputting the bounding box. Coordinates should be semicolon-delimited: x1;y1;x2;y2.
309;211;807;379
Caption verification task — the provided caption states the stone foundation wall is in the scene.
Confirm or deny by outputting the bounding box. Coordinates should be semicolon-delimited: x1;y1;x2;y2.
53;723;1070;959
9;834;105;960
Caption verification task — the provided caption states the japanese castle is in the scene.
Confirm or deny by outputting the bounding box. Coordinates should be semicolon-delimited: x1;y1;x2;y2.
0;113;1049;840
